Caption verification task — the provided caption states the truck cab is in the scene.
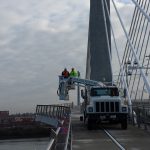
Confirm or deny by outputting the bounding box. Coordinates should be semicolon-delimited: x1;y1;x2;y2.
82;86;128;130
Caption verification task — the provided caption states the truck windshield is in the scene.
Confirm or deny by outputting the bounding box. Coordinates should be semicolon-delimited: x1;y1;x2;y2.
90;87;119;96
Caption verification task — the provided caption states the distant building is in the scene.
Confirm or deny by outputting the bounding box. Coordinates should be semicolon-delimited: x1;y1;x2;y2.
14;116;35;123
0;111;35;127
0;111;9;124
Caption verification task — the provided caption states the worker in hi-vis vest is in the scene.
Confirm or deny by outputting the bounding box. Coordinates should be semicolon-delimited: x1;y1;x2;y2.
69;68;78;77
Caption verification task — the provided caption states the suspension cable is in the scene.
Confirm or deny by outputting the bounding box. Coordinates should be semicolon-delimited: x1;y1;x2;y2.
131;0;150;21
125;0;143;71
130;0;150;99
141;55;150;101
111;0;150;95
104;0;132;108
118;0;141;86
129;1;149;86
135;30;150;100
117;4;137;85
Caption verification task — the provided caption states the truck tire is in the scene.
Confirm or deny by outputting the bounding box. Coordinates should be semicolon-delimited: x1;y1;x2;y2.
87;118;97;130
121;117;127;130
87;118;93;130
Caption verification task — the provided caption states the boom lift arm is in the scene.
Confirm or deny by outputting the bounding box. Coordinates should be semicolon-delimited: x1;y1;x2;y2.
57;76;105;100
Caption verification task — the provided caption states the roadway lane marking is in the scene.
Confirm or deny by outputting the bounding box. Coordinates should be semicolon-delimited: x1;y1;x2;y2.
104;129;126;150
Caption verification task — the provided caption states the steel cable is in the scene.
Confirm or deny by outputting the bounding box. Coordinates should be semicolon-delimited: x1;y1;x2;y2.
130;2;150;100
129;0;149;98
117;0;140;85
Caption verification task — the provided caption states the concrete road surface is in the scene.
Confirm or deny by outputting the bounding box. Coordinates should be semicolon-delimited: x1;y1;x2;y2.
72;107;150;150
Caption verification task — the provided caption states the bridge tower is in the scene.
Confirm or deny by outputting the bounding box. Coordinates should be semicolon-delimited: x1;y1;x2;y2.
86;0;112;83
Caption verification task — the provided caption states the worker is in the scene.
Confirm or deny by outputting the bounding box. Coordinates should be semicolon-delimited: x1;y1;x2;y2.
62;68;70;78
69;68;78;77
77;71;80;77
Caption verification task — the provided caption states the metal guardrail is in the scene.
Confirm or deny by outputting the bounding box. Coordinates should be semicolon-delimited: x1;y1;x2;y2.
64;117;72;150
57;102;74;108
36;104;72;119
35;104;73;150
46;117;72;150
132;104;150;130
47;127;61;150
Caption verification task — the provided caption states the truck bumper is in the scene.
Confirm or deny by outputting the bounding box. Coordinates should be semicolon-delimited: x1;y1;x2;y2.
86;113;127;122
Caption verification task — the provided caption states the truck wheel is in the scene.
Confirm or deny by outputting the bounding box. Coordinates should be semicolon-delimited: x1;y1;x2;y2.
87;118;97;130
121;118;127;130
87;118;93;130
80;116;83;121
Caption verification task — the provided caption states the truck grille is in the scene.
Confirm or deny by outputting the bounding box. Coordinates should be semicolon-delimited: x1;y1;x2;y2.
95;102;119;113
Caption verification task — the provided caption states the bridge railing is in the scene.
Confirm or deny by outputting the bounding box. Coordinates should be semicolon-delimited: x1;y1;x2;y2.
35;104;73;150
64;117;72;150
46;117;72;150
132;102;150;130
36;104;72;119
46;127;61;150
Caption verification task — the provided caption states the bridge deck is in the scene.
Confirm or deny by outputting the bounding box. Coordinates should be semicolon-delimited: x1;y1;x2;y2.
71;107;150;150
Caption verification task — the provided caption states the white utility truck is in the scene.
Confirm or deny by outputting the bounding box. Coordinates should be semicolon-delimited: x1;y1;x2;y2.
57;76;128;130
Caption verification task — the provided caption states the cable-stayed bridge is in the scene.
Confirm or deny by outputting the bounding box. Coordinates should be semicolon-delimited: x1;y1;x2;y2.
35;0;150;149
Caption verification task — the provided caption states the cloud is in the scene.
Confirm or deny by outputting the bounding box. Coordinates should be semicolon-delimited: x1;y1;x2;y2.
0;0;134;113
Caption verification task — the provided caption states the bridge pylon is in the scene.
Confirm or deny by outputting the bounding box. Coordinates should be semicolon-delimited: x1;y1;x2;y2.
86;0;112;83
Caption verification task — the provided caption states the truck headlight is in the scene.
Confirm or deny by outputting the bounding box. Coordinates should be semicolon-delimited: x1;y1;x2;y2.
122;107;127;112
88;107;93;112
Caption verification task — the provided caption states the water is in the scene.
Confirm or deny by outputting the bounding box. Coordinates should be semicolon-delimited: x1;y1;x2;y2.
0;138;50;150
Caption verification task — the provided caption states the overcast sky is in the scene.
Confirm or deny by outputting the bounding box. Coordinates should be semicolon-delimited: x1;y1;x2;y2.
0;0;134;113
